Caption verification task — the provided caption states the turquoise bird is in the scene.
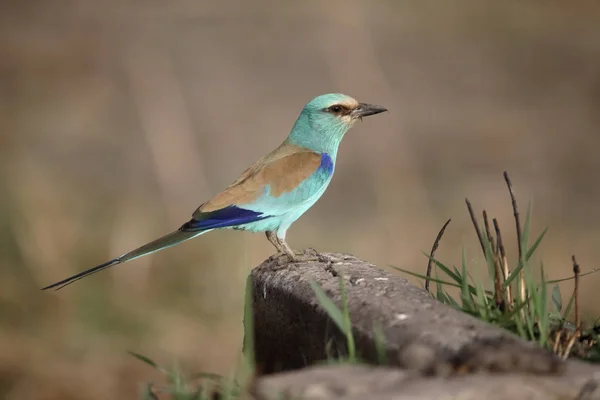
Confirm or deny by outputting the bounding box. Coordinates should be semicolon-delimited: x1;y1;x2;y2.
42;93;387;290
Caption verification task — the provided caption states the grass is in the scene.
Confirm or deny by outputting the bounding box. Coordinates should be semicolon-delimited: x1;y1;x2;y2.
129;277;256;400
128;268;364;399
308;278;357;363
393;171;600;362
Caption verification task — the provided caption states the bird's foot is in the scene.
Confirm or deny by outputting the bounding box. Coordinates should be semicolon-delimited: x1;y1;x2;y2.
267;251;289;265
287;248;321;263
267;248;324;268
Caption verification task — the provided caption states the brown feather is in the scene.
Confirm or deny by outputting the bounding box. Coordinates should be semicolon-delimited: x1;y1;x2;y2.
196;144;322;214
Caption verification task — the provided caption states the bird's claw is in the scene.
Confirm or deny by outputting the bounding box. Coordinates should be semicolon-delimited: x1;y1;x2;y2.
287;248;321;263
267;248;322;265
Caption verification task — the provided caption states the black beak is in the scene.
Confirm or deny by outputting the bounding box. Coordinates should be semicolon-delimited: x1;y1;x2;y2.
352;103;388;119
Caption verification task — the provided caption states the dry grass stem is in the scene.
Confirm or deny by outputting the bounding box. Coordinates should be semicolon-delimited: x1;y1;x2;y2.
503;171;527;312
425;218;452;292
465;201;506;308
482;210;504;308
572;255;581;329
503;171;523;263
562;328;581;360
465;198;486;257
482;210;496;252
552;330;562;354
493;218;512;304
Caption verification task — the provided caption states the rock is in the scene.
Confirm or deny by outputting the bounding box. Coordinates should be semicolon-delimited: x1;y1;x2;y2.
249;252;560;374
252;364;600;400
246;251;600;399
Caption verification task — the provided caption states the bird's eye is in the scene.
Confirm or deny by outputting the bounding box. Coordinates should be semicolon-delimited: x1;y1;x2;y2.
329;105;342;113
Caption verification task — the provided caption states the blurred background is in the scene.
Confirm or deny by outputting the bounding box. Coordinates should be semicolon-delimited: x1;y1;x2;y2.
1;0;600;398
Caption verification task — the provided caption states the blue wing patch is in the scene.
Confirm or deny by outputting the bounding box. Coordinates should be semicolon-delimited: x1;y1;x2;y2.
319;153;334;176
181;205;270;231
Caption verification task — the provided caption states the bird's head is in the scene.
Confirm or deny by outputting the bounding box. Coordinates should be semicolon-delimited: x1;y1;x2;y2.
286;93;387;156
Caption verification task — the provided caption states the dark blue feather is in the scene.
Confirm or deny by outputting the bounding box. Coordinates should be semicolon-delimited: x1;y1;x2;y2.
319;153;334;176
181;205;269;231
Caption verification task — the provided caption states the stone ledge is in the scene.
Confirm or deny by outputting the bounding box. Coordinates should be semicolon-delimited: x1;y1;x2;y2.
249;252;564;374
247;251;600;399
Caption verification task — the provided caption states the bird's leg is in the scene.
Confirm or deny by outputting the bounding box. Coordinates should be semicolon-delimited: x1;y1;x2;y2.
266;231;285;257
277;236;297;261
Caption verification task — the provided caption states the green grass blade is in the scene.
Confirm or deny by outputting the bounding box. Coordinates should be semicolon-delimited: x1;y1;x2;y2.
525;311;535;340
482;233;497;287
504;202;534;289
460;247;473;312
309;280;345;332
128;351;169;375
391;265;492;298
551;284;562;313
512;298;527;339
373;322;387;365
453;266;463;279
421;251;463;284
504;259;526;288
128;351;160;369
443;290;461;309
339;277;356;361
434;267;445;303
503;295;531;319
521;202;532;252
223;371;243;400
563;290;576;319
169;363;188;399
476;284;489;320
525;228;547;261
522;267;536;341
391;265;461;288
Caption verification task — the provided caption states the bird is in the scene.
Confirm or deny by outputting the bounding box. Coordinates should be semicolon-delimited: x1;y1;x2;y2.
41;93;387;290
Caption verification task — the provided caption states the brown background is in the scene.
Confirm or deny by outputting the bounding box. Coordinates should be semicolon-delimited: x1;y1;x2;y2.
1;1;600;398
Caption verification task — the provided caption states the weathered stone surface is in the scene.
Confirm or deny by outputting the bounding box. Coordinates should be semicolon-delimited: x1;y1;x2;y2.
248;250;600;399
253;364;600;400
249;251;565;375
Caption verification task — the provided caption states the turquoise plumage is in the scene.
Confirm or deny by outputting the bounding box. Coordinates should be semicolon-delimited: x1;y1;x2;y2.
42;93;387;290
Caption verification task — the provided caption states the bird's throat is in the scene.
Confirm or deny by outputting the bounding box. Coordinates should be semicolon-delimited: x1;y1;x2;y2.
285;114;349;160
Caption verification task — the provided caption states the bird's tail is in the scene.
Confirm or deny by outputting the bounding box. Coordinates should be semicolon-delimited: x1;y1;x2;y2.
41;228;210;291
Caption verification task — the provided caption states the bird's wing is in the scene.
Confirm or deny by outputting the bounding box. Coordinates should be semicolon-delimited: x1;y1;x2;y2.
182;144;331;231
